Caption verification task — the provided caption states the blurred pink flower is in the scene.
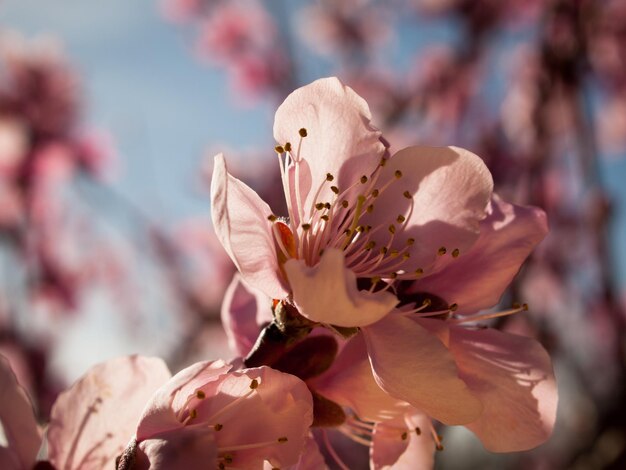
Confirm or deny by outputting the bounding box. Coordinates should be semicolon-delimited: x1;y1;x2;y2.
0;355;41;470
297;0;392;58
47;356;171;470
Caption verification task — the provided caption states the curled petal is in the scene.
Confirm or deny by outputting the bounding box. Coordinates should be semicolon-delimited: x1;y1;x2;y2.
48;356;171;470
273;77;386;214
449;327;557;452
137;360;232;441
136;428;217;470
221;274;273;357
415;195;548;314
0;355;41;470
370;412;435;470
284;248;398;327
364;146;492;272
362;315;483;425
211;154;287;299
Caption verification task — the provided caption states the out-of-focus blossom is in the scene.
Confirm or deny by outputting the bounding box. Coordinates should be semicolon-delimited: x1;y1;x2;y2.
0;355;41;470
0;33;79;140
298;0;392;58
160;0;209;23
187;0;291;99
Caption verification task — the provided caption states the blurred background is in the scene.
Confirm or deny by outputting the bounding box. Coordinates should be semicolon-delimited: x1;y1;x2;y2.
1;0;625;468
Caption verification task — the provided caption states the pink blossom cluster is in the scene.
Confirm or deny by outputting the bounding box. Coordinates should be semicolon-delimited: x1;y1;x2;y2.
162;0;292;99
0;77;556;469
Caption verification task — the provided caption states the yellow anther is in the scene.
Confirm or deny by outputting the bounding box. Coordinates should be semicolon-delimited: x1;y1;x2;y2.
331;186;339;194
196;390;206;399
301;224;311;231
189;409;197;419
389;224;396;234
389;249;399;258
357;194;366;204
315;202;325;210
397;214;406;223
452;248;460;258
512;302;521;309
278;437;289;443
284;142;292;152
403;252;411;260
355;226;364;233
214;423;223;431
365;241;376;250
360;175;368;184
371;189;380;197
403;190;411;199
380;247;388;255
267;214;277;222
274;145;285;154
321;215;329;221
324;202;331;209
250;379;259;389
449;303;458;312
299;128;308;137
422;298;432;307
364;225;372;232
380;157;387;167
366;204;374;213
326;173;334;181
415;268;423;277
389;272;398;279
522;303;529;311
401;432;408;441
341;200;349;208
438;246;447;256
394;170;403;178
371;276;381;285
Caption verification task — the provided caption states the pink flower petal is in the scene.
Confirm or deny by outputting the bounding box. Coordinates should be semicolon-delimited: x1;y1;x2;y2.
221;274;273;357
137;360;232;441
362;315;483;425
136;427;217;470
211;154;287;299
273;77;387;217
414;195;548;314
449;327;557;452
0;355;41;469
48;356;171;470
279;434;327;470
284;248;398;327
313;334;409;422
370;412;435;470
363;146;493;272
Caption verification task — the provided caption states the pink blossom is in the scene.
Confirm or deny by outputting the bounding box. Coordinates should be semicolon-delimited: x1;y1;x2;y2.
212;77;556;450
0;355;41;470
212;77;492;321
135;360;313;469
47;356;171;470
